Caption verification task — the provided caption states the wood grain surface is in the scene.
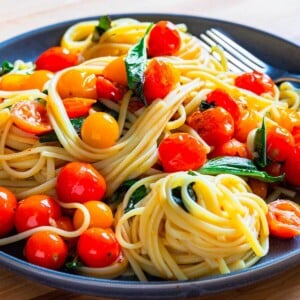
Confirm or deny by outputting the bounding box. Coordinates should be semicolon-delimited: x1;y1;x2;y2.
0;0;299;299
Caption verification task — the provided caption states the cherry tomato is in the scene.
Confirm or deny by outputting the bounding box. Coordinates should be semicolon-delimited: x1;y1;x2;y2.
266;199;300;239
11;100;52;135
0;73;30;91
292;126;300;146
62;97;96;118
73;200;113;230
148;21;181;57
0;187;17;237
56;162;106;203
143;59;180;104
15;194;61;232
80;112;119;148
25;231;68;269
57;69;97;99
102;56;128;86
158;132;207;172
96;75;126;101
264;161;284;177
187;107;234;147
266;126;295;162
35;46;79;72
234;70;275;96
24;70;54;91
283;145;300;187
209;138;249;158
206;89;241;123
77;227;121;267
247;178;268;199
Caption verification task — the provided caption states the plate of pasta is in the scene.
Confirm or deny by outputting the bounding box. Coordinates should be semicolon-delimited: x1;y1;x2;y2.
0;13;299;299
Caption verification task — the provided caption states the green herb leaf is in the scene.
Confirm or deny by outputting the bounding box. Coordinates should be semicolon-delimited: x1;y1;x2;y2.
92;15;112;42
0;61;13;76
254;118;267;168
107;179;138;205
198;156;284;183
125;184;148;213
171;183;196;212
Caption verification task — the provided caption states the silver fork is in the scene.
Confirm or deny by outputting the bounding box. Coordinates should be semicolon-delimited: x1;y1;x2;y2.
199;28;300;84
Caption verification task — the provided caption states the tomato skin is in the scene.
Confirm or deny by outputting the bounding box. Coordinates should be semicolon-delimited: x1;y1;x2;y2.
25;231;68;269
143;59;180;104
283;145;300;187
234;70;275;96
96;75;126;101
266;126;295;162
266;199;300;239
11;100;52;135
187;107;234;147
80;112;119;148
0;187;17;237
62;97;96;118
148;21;181;57
15;195;61;232
102;56;128;86
35;46;79;72
77;227;121;267
56;162;106;203
158;132;207;172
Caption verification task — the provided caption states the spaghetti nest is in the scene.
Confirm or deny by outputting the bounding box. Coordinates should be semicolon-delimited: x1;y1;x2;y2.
115;172;269;280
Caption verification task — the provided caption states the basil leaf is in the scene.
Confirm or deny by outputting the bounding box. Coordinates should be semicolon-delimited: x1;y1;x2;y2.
254;118;267;168
0;60;13;76
107;179;138;205
171;183;196;212
125;184;148;213
92;15;112;42
198;156;284;183
125;24;153;106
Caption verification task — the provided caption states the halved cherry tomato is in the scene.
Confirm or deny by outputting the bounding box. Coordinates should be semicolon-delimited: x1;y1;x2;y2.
77;227;121;267
206;89;241;123
0;73;30;91
143;59;180;104
35;46;80;72
187;107;234;147
266;126;295;162
80;112;119;148
96;75;126;101
62;97;96;118
57;69;97;99
148;20;181;57
15;194;61;232
25;231;68;269
209;138;249;158
283;145;300;187
158;132;207;172
23;70;54;91
234;70;275;96
73;200;113;230
0;186;17;237
11;100;52;135
56;162;106;203
102;56;128;86
266;199;300;239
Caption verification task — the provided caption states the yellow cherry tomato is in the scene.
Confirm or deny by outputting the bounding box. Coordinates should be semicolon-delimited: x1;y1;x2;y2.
57;69;97;99
24;70;54;91
81;112;119;148
0;73;30;90
73;200;113;230
102;56;128;86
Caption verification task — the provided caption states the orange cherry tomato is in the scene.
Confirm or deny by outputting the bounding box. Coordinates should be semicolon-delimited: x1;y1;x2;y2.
0;73;30;91
102;56;128;86
0;186;17;237
187;107;234;147
148;20;181;57
35;46;80;72
57;69;97;99
80;112;119;148
62;97;96;118
25;231;68;269
24;70;54;91
15;194;61;232
73;200;113;230
158;132;207;172
96;75;126;101
235;70;275;96
143;59;180;104
283;145;300;187
77;227;121;267
56;162;107;203
266;199;300;239
11;100;52;135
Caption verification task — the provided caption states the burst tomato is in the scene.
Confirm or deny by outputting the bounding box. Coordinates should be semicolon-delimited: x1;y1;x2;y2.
209;138;249;158
96;75;126;101
62;97;96;118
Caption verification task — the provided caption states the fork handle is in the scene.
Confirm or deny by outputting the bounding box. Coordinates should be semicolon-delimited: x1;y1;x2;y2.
274;72;300;85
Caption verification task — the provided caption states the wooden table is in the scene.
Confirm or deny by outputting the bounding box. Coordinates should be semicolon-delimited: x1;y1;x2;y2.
0;0;299;299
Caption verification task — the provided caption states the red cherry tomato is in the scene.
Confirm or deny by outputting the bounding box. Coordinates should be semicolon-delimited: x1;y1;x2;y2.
11;100;52;135
158;132;207;172
266;199;300;239
96;75;126;101
148;20;181;57
0;187;17;237
209;138;249;158
77;227;121;267
35;46;79;72
143;59;180;104
25;231;68;269
62;97;96;118
15;194;61;232
234;70;275;96
187;107;234;147
283;145;300;187
56;162;106;203
266;126;295;162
